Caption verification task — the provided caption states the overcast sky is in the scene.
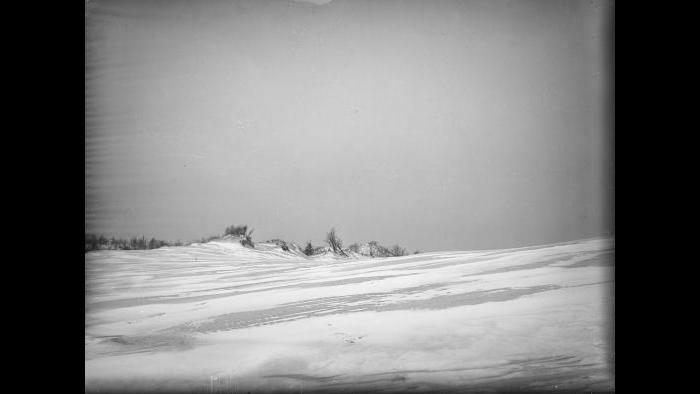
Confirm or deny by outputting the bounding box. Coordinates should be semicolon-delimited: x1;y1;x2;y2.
85;0;613;251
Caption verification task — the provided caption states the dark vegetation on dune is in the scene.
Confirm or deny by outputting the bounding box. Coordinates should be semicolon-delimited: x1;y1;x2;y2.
84;234;178;253
86;224;416;257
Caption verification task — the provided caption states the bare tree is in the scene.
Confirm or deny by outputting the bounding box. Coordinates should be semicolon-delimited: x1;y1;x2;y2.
325;227;346;256
367;241;391;257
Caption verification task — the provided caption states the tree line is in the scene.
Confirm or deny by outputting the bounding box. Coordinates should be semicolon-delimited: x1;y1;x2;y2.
84;234;177;253
86;224;419;257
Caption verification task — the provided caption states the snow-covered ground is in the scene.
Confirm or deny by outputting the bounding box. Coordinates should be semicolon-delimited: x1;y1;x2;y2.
85;237;614;392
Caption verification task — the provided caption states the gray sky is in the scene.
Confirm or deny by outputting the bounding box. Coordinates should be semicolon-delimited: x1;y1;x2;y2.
85;0;613;251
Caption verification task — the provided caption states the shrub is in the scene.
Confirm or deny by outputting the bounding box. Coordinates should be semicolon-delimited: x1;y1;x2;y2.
268;239;290;251
367;241;378;257
390;245;407;257
85;234;98;252
196;235;219;244
313;246;328;255
224;224;248;236
366;241;392;257
240;228;255;248
304;242;314;256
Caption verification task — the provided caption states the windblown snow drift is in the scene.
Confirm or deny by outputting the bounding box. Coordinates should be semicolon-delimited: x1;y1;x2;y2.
85;237;614;392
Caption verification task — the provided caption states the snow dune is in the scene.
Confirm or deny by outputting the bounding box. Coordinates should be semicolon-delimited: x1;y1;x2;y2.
85;237;614;392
